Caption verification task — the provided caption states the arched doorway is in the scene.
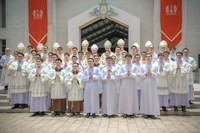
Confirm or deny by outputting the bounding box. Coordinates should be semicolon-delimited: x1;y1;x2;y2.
68;5;140;53
80;18;128;55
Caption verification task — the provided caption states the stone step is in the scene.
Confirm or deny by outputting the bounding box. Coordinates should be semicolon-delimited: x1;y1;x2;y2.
0;94;8;100
0;99;11;106
194;95;200;101
0;106;29;113
0;90;7;94
194;91;200;95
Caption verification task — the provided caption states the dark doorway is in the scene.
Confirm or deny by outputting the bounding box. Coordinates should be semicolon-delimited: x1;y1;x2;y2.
80;18;128;55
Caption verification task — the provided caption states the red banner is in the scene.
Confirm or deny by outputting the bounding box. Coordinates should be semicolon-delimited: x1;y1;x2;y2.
29;0;47;49
160;0;182;48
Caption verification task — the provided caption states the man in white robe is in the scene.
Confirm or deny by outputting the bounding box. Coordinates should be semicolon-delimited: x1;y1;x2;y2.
65;62;84;116
8;52;29;109
134;54;143;109
24;45;33;61
118;54;139;118
182;48;197;104
49;58;67;116
169;47;176;61
156;53;170;112
28;57;48;116
170;52;190;112
84;58;100;118
140;53;160;119
101;56;118;118
0;48;14;89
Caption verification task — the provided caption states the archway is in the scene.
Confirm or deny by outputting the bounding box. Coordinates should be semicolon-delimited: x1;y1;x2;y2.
80;18;128;55
68;5;140;53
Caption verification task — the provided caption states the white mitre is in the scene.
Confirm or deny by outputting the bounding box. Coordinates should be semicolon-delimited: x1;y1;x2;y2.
66;41;74;48
53;42;60;49
145;41;153;47
82;40;89;47
117;39;125;46
132;42;140;49
104;40;112;48
37;43;44;50
91;44;98;50
17;42;25;50
159;40;168;48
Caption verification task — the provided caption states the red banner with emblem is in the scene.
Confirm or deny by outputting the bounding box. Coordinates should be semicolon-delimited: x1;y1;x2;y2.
29;0;47;49
160;0;182;48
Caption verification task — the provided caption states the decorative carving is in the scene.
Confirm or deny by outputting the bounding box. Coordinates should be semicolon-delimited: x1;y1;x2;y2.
90;0;117;19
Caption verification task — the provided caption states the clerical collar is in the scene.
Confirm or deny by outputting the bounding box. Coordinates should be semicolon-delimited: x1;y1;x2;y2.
94;63;99;67
17;61;24;65
37;66;43;71
55;67;63;71
135;62;140;66
72;70;79;74
176;60;183;64
158;61;164;65
183;56;189;62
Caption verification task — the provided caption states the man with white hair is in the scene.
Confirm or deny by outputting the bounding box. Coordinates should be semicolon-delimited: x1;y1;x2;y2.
117;39;126;53
0;48;14;90
159;40;168;53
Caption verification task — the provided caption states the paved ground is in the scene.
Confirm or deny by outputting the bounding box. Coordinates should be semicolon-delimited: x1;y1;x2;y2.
0;113;200;133
0;84;200;133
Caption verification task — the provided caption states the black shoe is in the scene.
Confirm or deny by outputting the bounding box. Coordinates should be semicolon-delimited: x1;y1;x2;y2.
31;112;39;117
123;114;128;118
4;86;8;91
189;101;193;104
162;106;168;112
40;112;46;116
174;106;178;112
150;115;157;119
181;106;186;112
129;114;135;118
20;104;27;109
52;112;57;117
11;104;19;109
70;113;75;116
144;115;149;119
92;113;96;118
85;113;90;118
102;114;107;117
107;115;112;118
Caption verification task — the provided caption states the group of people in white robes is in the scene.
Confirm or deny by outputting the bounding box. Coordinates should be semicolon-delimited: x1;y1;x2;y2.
0;39;197;119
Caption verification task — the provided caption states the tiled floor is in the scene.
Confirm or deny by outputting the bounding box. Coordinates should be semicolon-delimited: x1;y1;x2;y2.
0;113;200;133
0;84;200;133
